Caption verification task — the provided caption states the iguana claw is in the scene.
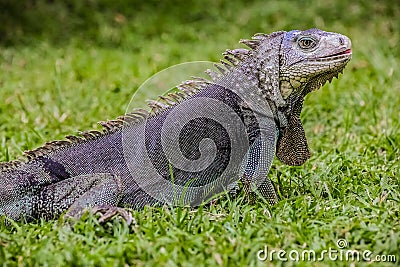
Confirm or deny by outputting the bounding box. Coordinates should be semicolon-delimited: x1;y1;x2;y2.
92;205;133;225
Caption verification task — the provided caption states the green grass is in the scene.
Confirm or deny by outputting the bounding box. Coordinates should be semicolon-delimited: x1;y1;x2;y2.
0;0;399;266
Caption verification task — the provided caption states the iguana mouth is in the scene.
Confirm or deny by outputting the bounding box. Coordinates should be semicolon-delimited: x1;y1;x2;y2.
325;49;352;57
295;49;352;65
315;49;352;61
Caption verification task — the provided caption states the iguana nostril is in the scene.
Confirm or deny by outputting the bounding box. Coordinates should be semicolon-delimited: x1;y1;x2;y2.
339;37;345;46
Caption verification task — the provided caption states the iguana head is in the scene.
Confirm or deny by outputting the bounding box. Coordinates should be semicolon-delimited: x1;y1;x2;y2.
279;28;352;99
275;29;352;166
230;29;352;166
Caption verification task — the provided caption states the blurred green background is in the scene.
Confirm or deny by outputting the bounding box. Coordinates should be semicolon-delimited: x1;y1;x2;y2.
1;0;399;50
0;1;399;266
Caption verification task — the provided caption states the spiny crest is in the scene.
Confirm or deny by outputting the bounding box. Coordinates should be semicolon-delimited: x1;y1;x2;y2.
23;140;71;160
147;78;212;113
98;109;149;132
204;47;252;82
239;32;284;52
221;48;252;67
224;48;251;61
116;110;150;124
78;130;104;140
205;68;221;80
0;33;269;169
239;32;270;49
0;160;24;172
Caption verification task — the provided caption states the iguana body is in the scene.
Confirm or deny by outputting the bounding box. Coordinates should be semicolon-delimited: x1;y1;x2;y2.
0;29;352;222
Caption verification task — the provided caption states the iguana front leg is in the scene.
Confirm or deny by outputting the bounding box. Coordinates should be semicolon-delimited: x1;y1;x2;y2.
37;173;126;221
239;131;278;204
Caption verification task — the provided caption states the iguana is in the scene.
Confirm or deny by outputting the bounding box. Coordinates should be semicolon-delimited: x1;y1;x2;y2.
0;29;352;223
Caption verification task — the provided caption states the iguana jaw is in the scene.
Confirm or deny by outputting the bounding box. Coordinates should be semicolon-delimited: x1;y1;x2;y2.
307;46;352;91
282;47;352;88
309;48;352;62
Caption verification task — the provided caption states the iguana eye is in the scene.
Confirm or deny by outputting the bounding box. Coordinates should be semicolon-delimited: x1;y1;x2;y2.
298;36;317;49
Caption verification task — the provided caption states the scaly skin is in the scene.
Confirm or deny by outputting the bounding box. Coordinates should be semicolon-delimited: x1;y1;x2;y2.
0;29;351;223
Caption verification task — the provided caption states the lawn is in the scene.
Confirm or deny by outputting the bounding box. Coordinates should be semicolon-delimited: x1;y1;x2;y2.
0;0;399;266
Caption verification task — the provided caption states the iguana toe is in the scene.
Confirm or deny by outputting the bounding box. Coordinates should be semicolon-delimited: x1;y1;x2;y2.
92;205;133;225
